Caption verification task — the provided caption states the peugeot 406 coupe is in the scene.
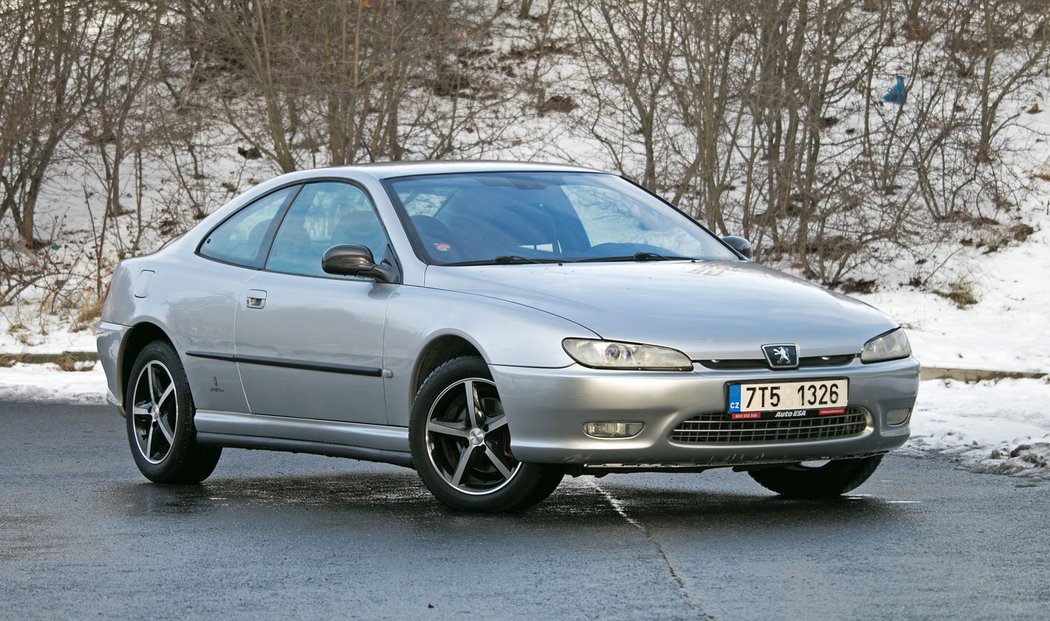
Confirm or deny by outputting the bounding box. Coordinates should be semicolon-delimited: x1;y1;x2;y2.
97;161;919;512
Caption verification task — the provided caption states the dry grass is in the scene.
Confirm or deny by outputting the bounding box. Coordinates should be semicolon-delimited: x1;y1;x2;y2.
53;353;95;372
934;280;979;308
55;353;79;372
76;295;103;324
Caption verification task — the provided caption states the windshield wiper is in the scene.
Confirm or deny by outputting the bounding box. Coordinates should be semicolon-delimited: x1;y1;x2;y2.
575;252;693;263
633;252;673;261
445;255;561;266
493;255;541;264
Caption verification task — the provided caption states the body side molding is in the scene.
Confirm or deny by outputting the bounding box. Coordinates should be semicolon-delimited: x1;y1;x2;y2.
186;351;383;377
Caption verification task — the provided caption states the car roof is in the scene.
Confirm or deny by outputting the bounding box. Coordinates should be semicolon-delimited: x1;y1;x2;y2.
318;160;610;180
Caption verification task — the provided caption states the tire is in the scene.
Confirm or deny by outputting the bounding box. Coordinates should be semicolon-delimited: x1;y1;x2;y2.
409;356;563;512
125;341;221;484
747;455;883;499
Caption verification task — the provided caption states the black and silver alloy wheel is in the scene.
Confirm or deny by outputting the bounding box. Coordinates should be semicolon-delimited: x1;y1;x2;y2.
425;376;521;494
124;341;221;484
410;356;562;512
130;360;179;464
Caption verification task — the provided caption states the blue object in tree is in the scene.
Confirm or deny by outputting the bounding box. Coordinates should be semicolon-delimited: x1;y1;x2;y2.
883;74;906;105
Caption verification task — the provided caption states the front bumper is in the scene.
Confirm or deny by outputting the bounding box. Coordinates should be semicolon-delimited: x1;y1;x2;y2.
492;356;918;468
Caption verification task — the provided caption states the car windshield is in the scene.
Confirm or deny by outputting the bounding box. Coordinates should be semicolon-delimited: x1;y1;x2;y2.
384;171;738;265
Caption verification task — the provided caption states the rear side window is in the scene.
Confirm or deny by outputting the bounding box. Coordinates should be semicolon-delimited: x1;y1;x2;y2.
199;187;297;268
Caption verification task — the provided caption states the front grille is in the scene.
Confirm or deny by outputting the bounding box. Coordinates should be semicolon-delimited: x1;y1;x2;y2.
670;408;868;444
697;355;856;370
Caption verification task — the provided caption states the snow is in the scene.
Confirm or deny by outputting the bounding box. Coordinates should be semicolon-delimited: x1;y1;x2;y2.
0;316;98;355
0;362;107;404
855;200;1050;375
906;378;1050;477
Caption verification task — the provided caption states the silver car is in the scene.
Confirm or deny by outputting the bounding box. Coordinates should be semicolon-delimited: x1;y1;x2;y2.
97;161;919;512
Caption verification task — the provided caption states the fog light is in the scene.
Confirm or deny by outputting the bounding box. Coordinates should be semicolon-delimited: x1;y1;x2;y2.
583;422;644;439
887;408;911;426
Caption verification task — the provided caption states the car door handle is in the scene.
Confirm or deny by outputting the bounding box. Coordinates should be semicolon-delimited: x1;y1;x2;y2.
246;289;267;309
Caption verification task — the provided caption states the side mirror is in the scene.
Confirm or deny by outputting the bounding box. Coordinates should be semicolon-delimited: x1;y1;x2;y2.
721;236;753;260
321;245;396;282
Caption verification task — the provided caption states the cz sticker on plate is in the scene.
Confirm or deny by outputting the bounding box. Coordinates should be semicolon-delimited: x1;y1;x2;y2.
727;379;848;418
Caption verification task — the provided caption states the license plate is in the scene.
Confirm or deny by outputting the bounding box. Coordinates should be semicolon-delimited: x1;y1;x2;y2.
727;379;848;413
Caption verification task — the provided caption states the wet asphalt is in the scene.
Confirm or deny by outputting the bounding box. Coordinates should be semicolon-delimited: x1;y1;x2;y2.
1;400;1048;620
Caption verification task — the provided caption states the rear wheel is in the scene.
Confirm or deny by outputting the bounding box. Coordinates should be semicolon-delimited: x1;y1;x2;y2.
747;455;883;498
410;356;562;512
125;341;221;483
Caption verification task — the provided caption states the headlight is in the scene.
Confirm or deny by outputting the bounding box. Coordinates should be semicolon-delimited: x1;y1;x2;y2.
860;328;911;363
562;339;693;371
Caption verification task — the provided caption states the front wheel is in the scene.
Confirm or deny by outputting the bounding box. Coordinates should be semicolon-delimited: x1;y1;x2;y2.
409;357;562;512
748;455;883;499
125;341;221;483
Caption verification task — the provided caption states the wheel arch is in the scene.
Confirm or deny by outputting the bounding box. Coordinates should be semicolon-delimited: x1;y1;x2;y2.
119;322;176;411
410;334;483;402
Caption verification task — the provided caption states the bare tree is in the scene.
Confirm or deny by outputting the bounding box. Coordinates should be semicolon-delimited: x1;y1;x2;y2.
189;0;502;171
670;0;752;232
0;0;102;248
569;0;683;188
78;5;168;292
970;0;1050;164
563;0;1048;286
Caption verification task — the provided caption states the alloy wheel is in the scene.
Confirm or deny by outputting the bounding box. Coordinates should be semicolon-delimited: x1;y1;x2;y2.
424;377;521;495
130;360;179;465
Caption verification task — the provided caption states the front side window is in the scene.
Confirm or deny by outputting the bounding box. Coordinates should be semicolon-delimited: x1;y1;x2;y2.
199;186;297;268
266;181;388;278
385;172;736;265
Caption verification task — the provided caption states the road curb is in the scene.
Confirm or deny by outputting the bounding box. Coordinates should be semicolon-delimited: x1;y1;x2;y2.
920;367;1047;381
0;352;98;366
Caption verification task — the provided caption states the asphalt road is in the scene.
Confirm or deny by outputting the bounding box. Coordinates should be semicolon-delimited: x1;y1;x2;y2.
2;401;1048;620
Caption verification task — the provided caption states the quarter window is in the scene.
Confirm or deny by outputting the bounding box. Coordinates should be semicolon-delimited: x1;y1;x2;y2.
199;186;297;268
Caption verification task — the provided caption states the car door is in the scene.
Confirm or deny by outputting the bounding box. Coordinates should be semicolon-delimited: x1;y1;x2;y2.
183;184;300;414
234;181;394;424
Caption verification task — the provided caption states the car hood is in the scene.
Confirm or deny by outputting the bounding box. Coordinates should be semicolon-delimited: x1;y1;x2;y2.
423;261;897;360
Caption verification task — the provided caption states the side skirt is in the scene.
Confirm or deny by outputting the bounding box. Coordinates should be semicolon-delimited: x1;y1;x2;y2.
193;410;413;468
